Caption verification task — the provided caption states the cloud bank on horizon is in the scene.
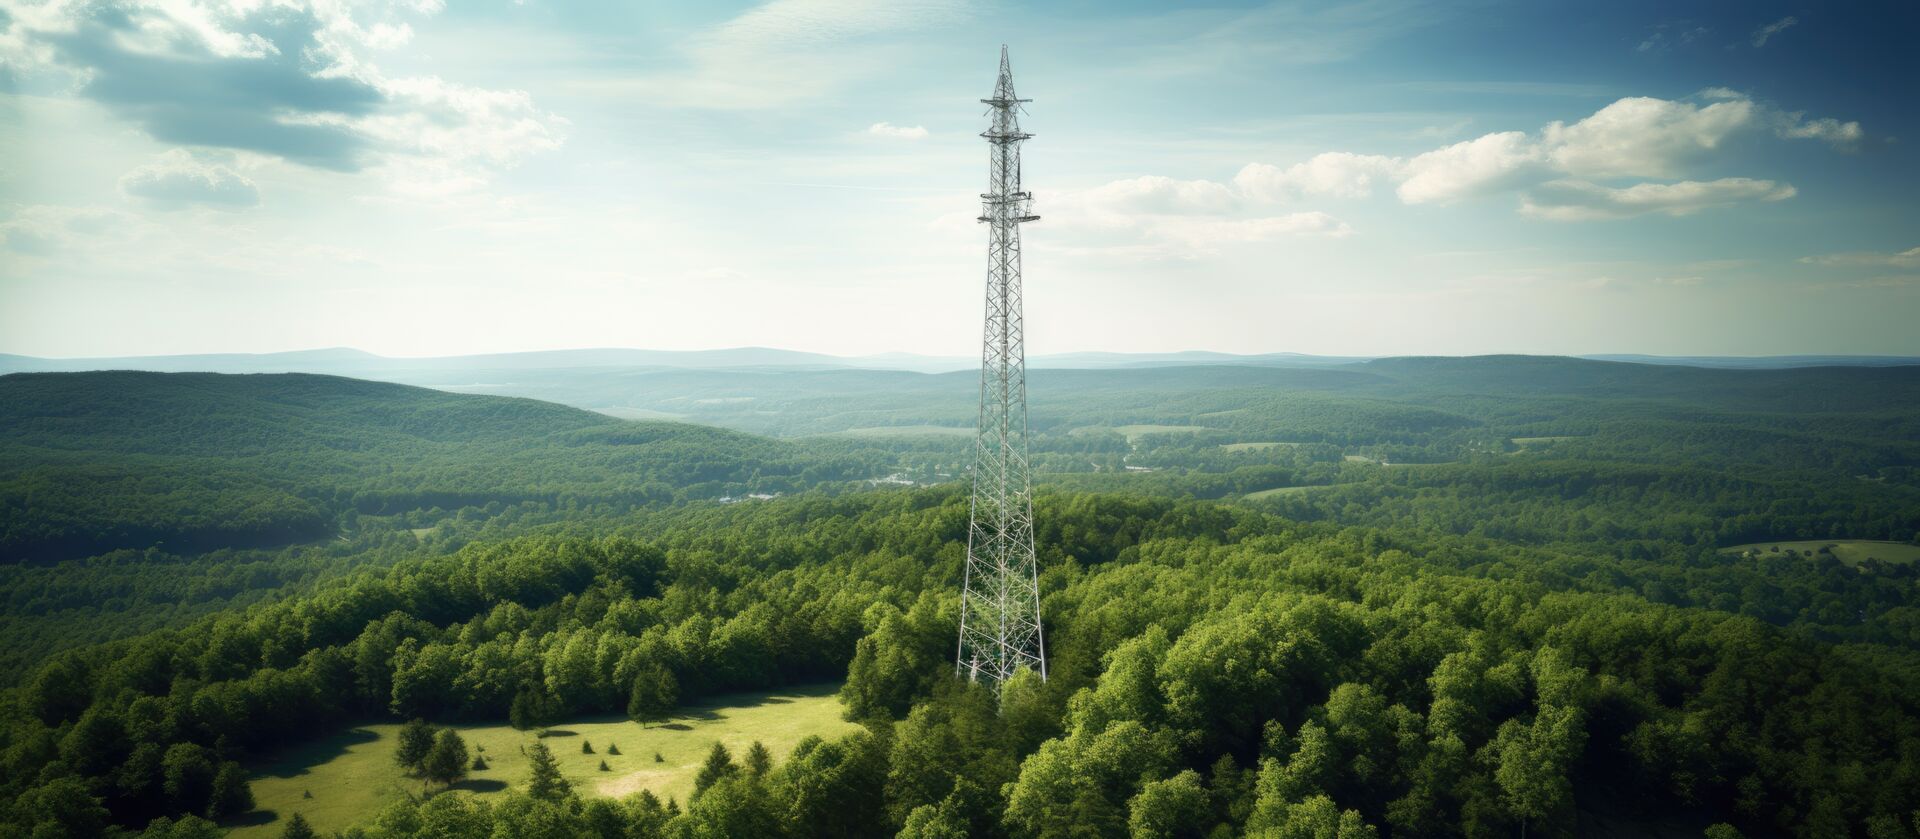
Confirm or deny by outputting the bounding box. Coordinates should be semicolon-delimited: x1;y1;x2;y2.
0;0;1915;358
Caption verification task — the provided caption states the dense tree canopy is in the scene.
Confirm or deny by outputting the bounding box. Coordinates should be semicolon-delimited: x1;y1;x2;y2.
0;488;1915;837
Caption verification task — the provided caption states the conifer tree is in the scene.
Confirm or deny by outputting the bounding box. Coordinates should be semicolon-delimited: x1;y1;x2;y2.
279;813;317;839
692;742;736;798
526;742;572;801
582;739;594;754
628;664;678;727
745;741;772;777
206;761;254;819
510;686;551;731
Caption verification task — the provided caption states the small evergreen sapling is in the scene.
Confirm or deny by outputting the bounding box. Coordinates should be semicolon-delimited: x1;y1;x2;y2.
692;743;736;798
745;741;772;777
280;813;317;839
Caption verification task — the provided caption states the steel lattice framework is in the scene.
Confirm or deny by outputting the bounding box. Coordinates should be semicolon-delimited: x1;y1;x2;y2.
957;46;1046;687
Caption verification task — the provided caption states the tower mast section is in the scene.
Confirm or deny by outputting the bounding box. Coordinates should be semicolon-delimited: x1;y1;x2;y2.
956;45;1046;688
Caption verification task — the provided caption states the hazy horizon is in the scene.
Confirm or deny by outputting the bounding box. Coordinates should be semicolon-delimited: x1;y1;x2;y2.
4;1;1917;359
4;343;1916;366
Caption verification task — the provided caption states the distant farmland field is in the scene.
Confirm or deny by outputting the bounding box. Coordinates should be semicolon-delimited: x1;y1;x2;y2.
1221;441;1300;452
828;425;973;437
1721;539;1920;566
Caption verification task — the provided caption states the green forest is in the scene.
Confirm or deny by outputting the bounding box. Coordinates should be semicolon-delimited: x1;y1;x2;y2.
2;362;1918;838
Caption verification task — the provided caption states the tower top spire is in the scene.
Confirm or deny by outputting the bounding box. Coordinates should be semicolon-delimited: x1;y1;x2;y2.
986;44;1028;106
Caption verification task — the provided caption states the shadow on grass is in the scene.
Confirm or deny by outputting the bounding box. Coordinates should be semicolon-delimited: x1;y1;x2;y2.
524;683;845;733
537;729;579;738
225;809;279;828
661;683;843;723
254;728;380;779
451;779;509;793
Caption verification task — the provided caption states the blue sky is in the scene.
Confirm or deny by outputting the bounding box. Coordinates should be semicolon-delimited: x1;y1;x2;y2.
1;0;1915;358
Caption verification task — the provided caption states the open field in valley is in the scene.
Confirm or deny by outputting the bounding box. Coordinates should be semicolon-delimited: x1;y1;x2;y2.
232;684;856;838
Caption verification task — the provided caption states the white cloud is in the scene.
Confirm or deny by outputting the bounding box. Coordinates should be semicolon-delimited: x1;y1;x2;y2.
1542;96;1755;179
1801;275;1920;291
867;122;929;140
1037;174;1351;258
1233;153;1402;202
1777;116;1863;148
1173;90;1853;218
1520;178;1795;221
1081;175;1241;215
6;0;564;190
347;76;569;195
1398;131;1543;204
1035;87;1847;245
1751;16;1798;48
1800;248;1920;268
118;150;261;209
1158;213;1353;246
1636;23;1709;54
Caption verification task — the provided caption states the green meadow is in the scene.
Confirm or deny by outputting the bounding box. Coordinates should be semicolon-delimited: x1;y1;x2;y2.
1109;424;1211;441
1220;441;1300;452
1722;539;1920;567
233;684;856;838
828;425;974;438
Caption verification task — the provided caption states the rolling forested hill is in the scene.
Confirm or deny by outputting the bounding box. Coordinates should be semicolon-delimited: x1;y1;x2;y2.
0;372;879;563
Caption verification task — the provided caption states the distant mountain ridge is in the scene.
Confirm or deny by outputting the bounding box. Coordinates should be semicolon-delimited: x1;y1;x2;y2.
1582;354;1920;369
4;347;1913;378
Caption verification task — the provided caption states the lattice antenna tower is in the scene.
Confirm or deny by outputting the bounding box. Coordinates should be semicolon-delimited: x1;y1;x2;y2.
957;45;1046;688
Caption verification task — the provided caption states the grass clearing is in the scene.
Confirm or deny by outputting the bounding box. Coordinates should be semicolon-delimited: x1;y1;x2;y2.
1070;424;1212;442
1221;442;1300;452
233;683;855;838
594;406;687;421
829;424;975;437
1721;540;1920;567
